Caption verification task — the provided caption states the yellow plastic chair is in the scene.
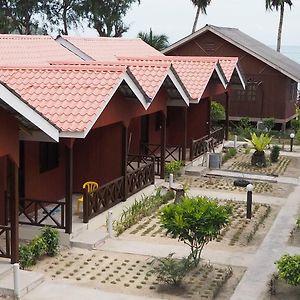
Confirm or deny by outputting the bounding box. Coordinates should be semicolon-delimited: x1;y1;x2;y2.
76;181;98;214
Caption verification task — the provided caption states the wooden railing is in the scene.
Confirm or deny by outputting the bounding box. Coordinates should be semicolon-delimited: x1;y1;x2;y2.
83;176;124;223
127;159;155;197
19;198;66;229
190;128;225;161
0;225;11;258
211;127;225;146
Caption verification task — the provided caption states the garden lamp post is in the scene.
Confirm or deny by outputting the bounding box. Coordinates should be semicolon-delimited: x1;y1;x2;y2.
290;133;295;152
246;184;254;219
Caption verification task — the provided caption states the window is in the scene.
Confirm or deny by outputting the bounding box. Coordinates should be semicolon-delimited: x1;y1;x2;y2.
39;142;59;173
290;81;297;101
236;80;258;101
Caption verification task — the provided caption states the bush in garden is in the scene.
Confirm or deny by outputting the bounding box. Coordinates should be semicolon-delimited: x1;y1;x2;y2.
270;145;280;163
222;148;237;164
151;253;193;286
159;196;231;267
30;236;47;261
262;118;275;132
291;119;300;132
41;226;60;257
19;244;34;269
210;101;225;125
296;130;300;143
276;254;300;286
165;160;184;178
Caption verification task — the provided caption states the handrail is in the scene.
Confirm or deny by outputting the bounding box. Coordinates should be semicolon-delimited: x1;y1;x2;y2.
0;225;11;258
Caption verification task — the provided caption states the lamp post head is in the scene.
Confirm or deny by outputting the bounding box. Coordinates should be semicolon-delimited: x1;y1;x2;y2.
246;184;254;192
290;133;295;139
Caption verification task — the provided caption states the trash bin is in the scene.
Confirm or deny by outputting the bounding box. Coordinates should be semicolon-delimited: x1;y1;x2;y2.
209;153;221;169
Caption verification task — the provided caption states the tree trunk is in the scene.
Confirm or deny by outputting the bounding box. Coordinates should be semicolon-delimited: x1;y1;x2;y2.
276;4;284;52
192;6;200;33
62;2;68;35
251;151;267;167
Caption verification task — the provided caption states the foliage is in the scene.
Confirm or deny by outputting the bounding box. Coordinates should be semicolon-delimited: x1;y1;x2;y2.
160;196;231;267
165;160;184;177
296;130;300;142
151;253;193;286
113;189;175;236
296;216;300;228
222;148;237;164
291;119;300;132
190;0;212;33
270;145;280;162
276;254;300;286
41;226;60;257
262;118;275;132
245;132;272;152
83;0;140;37
210;101;225;124
265;0;293;52
138;28;169;51
30;236;47;261
235;117;254;139
19;244;35;269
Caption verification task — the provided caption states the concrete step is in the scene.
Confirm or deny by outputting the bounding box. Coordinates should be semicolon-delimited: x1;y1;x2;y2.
70;226;108;250
0;263;13;281
0;268;44;297
185;165;207;176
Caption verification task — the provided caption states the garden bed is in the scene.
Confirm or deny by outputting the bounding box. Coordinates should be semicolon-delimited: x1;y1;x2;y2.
178;176;292;198
222;153;290;176
31;249;244;300
121;199;277;249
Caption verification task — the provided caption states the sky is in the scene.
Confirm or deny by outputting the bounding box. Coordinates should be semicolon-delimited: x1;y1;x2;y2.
75;0;300;47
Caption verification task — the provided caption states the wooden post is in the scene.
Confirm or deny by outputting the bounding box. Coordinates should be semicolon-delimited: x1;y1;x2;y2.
208;97;212;137
122;124;128;201
160;111;166;179
182;107;188;162
225;92;229;141
65;144;73;234
8;157;19;264
82;188;89;223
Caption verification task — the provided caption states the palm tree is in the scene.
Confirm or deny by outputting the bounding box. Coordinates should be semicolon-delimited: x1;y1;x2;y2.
137;28;169;51
266;0;293;52
191;0;211;33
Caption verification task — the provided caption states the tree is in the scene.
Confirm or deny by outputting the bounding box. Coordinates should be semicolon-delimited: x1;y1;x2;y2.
138;28;169;51
265;0;293;52
0;0;42;34
190;0;211;33
160;196;231;267
83;0;140;37
245;132;272;167
42;0;83;35
210;101;225;127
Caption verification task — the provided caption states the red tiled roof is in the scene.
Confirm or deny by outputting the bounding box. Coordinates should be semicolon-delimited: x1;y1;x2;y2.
51;60;171;100
0;34;80;65
117;56;223;100
0;65;127;132
61;36;163;61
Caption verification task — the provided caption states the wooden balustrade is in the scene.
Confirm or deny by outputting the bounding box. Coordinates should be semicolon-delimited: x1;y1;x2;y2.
83;176;124;223
211;128;225;146
0;225;11;258
19;198;66;229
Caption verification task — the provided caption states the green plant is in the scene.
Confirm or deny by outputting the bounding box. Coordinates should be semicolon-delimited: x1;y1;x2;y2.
165;161;184;177
276;254;300;286
270;145;280;163
291;119;300;132
160;196;231;267
30;236;47;261
222;148;237;164
296;216;300;228
210;101;225;124
151;253;193;286
41;226;60;256
19;244;34;269
296;130;300;142
262;118;275;132
113;189;174;235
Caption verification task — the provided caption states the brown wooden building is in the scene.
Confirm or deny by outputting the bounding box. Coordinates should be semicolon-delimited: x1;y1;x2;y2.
163;25;300;128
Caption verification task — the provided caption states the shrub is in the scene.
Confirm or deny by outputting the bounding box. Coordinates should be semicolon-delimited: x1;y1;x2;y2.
19;244;34;269
222;148;237;164
41;226;60;257
211;101;225;124
245;132;272;152
296;130;300;143
296;216;300;228
30;236;47;261
262;118;275;132
151;253;193;286
291;119;300;132
270;145;280;163
276;254;300;286
160;196;231;267
165;160;184;177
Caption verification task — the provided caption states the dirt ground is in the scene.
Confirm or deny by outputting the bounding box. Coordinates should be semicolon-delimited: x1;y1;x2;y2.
31;249;245;300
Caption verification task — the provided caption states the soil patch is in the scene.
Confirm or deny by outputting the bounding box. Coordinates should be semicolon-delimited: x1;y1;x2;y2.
31;249;244;300
178;176;292;198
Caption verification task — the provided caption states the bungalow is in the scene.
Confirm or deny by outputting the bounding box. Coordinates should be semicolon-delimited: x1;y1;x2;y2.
163;24;300;129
